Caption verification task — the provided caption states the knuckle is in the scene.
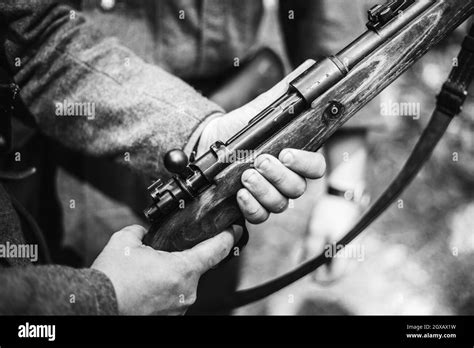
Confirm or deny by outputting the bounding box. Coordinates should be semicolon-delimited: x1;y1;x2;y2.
254;184;269;198
240;201;259;218
269;169;286;186
245;202;262;217
246;208;269;224
183;266;197;281
168;272;182;290
176;257;197;281
251;183;271;200
110;230;125;242
186;292;197;306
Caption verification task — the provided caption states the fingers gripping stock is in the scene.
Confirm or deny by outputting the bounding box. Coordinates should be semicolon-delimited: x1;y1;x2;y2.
143;0;474;310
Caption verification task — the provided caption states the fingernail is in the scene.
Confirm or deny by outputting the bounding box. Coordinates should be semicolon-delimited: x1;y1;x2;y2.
242;170;257;184
255;157;270;171
281;151;293;166
237;189;250;203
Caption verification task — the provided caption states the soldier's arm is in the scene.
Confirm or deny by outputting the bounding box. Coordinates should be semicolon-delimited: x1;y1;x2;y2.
2;0;223;178
0;265;118;314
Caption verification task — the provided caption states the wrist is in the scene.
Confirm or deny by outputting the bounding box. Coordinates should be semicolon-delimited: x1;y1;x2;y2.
184;111;225;158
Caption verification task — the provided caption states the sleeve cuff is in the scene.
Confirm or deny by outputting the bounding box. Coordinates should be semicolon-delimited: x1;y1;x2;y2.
183;111;225;157
81;268;119;315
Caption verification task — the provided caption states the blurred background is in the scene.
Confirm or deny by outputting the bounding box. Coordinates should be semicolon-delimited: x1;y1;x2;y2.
55;0;474;315
235;0;474;315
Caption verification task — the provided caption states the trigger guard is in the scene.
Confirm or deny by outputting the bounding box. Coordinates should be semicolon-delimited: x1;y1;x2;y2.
220;218;249;265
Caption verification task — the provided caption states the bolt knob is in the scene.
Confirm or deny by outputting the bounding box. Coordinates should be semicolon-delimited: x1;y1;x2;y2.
164;149;189;177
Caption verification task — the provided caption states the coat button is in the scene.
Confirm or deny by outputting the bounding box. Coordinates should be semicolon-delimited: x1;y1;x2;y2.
100;0;116;11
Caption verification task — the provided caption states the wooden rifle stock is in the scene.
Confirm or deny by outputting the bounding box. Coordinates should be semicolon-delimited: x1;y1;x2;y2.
145;0;474;252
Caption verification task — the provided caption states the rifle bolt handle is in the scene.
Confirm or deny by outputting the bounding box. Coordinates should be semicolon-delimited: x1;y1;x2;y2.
164;149;190;177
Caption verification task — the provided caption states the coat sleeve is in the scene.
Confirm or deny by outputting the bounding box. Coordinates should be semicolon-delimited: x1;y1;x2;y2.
1;0;224;178
0;166;117;315
0;265;118;315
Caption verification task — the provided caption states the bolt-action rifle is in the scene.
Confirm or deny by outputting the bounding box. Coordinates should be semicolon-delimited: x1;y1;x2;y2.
143;0;474;311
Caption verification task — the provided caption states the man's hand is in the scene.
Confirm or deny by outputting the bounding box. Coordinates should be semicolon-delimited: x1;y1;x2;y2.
236;149;325;223
91;225;240;315
199;60;326;224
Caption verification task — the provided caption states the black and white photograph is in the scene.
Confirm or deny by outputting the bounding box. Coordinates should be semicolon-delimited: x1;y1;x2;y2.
0;0;473;345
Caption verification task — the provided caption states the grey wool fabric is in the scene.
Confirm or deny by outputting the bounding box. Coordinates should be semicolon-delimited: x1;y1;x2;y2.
0;182;118;314
6;1;224;180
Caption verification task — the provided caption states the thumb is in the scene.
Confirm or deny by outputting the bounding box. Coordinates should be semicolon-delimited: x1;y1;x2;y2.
113;224;147;246
180;228;240;275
